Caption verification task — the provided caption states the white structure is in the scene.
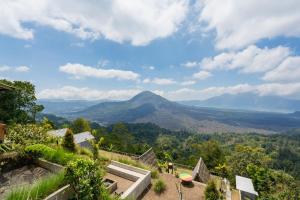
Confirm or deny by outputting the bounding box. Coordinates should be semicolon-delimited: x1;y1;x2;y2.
236;176;258;200
47;128;68;137
74;131;95;148
107;161;151;200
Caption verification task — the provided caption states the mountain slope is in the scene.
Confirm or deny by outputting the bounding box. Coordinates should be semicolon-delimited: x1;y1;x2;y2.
179;93;300;112
69;91;300;133
38;99;103;115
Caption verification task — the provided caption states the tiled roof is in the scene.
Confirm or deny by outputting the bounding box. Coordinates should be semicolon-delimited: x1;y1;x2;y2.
47;128;68;137
74;131;95;144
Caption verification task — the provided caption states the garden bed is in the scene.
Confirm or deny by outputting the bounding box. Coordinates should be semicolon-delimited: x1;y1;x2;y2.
0;164;51;199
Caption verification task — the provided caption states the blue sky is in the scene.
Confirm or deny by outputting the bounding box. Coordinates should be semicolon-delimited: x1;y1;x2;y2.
1;0;300;100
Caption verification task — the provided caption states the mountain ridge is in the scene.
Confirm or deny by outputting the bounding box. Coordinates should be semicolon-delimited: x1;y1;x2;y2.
64;91;300;134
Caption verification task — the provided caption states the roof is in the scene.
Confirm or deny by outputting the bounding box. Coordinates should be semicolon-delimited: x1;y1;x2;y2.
48;128;68;137
74;131;95;144
236;175;258;196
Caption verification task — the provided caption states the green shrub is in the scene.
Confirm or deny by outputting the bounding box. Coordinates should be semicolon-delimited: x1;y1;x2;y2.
65;158;102;200
5;171;65;200
153;179;166;194
205;181;221;200
63;129;75;152
151;170;159;179
25;144;79;165
7;124;51;146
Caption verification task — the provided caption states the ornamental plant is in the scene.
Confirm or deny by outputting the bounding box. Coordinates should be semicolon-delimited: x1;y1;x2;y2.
65;158;102;200
63;128;75;152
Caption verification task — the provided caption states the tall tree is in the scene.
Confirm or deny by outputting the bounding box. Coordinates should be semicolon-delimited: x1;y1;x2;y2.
71;118;91;133
0;80;43;123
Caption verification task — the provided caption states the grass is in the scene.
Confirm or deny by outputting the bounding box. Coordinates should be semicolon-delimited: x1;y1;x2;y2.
5;171;65;200
25;144;82;165
151;170;159;179
153;179;166;194
117;157;150;170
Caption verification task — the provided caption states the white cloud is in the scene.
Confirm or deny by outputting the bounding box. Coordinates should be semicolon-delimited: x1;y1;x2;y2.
263;57;300;82
199;0;300;49
181;80;196;86
38;86;142;100
59;63;140;81
201;45;291;73
0;66;11;72
15;66;30;72
164;82;300;100
182;61;199;68
0;65;30;72
143;77;177;85
0;0;188;46
192;70;211;80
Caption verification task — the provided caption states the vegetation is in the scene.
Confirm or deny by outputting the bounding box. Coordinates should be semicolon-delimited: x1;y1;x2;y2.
65;158;102;200
71;117;91;133
0;80;44;124
90;122;300;199
63;128;76;152
204;181;221;200
5;171;65;200
6;123;52;147
25;144;80;165
153;179;166;194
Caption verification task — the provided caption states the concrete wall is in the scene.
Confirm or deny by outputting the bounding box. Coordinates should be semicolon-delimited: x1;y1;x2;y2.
108;161;151;200
36;158;65;173
44;185;74;200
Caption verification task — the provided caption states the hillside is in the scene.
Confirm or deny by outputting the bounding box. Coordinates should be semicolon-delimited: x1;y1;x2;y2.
38;99;103;115
66;91;300;133
179;93;300;113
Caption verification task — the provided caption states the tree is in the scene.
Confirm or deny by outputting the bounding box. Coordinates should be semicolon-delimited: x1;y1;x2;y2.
205;181;221;200
63;129;75;152
200;140;225;169
0;80;44;123
71;118;91;133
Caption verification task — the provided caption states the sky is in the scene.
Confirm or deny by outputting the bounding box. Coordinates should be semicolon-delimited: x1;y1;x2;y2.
1;0;300;101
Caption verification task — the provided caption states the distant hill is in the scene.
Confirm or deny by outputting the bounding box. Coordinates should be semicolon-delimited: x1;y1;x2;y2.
38;99;104;115
179;93;300;113
66;91;300;133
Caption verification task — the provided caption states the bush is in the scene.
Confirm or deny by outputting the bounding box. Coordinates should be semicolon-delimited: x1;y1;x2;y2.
153;179;166;194
5;171;65;200
63;129;75;152
25;144;79;165
151;170;159;179
65;158;102;200
205;181;221;200
7;124;51;146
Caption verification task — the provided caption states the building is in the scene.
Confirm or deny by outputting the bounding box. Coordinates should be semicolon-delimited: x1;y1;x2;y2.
47;128;68;138
236;175;258;200
74;131;95;149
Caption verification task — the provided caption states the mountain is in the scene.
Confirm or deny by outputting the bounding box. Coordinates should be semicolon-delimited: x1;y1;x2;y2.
179;93;300;112
67;91;300;134
38;99;104;115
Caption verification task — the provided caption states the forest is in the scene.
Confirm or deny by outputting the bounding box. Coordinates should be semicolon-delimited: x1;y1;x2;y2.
42;114;300;199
